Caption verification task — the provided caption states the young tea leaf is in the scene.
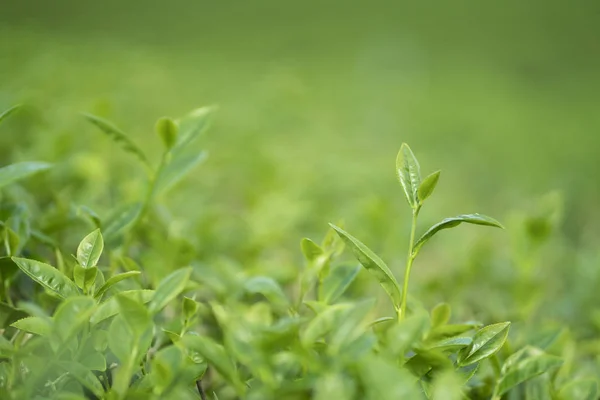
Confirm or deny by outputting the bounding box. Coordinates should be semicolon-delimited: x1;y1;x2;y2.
116;294;152;337
93;271;141;300
152;150;208;196
413;214;504;256
496;354;563;396
11;257;79;298
558;380;598;400
174;106;215;151
244;276;289;310
329;224;402;309
102;202;142;242
431;303;451;327
319;264;361;304
0;162;52;190
58;361;104;398
53;296;96;342
73;264;98;293
82;113;150;168
155;116;179;150
148;267;192;314
396;143;421;208
458;322;510;366
90;289;154;325
11;316;52;336
418;170;441;204
76;229;103;268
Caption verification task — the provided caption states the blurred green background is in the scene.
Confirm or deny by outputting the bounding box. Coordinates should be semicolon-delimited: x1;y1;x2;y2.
2;1;600;331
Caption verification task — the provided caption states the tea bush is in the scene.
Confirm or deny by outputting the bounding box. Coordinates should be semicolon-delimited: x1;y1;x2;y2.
0;104;598;400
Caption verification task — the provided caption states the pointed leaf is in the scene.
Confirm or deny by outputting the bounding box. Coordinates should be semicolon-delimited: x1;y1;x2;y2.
319;264;361;304
94;271;141;300
148;267;192;314
11;257;79;298
431;303;451;327
0;105;20;124
0;162;52;190
458;322;510;366
427;336;472;353
59;361;104;398
418;170;441;204
116;294;151;337
153;151;208;196
54;296;96;342
396;143;421;208
102;202;142;241
76;229;103;268
174;106;215;151
496;354;563;396
11;316;52;336
244;276;289;310
90;289;154;325
329;224;401;308
82;113;150;168
301;238;324;262
73;265;98;293
302;304;352;347
413;214;504;255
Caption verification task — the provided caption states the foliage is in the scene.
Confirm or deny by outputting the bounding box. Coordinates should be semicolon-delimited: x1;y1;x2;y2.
0;104;598;399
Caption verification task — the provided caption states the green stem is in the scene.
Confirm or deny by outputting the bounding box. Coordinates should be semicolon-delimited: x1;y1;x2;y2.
400;207;419;320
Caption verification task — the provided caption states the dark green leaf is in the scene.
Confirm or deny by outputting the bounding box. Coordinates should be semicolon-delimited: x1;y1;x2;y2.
319;264;361;304
396;143;421;208
458;322;510;366
82;113;150;168
329;224;401;309
11;257;79;298
76;229;103;268
155;116;179;150
148;267;192;314
418;170;441;204
496;354;563;396
0;162;52;190
413;214;504;255
93;271;141;300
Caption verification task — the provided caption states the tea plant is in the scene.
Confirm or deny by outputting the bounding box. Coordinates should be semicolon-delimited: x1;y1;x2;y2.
0;103;598;399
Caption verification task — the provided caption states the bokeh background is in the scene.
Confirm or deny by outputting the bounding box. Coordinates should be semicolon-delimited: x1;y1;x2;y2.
2;1;600;335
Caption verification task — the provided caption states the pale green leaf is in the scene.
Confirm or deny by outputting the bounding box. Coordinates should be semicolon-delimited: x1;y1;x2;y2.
418;170;441;204
458;322;510;366
76;229;103;268
94;271;141;300
496;354;563;396
0;104;21;124
90;289;154;325
558;380;598;400
396;143;421;208
319;264;361;304
431;303;451;327
116;294;151;337
59;361;104;398
53;296;96;342
329;224;401;309
174;106;215;151
155;116;179;150
148;267;192;314
102;202;142;241
153;151;208;196
0;162;52;190
244;276;289;310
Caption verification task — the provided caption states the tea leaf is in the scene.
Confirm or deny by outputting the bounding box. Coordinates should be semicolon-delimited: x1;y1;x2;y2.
11;316;52;336
558;380;598;400
427;336;472;352
53;296;96;342
0;162;52;190
431;370;463;400
153;150;208;196
244;276;289;310
73;265;97;293
148;267;192;314
413;214;504;255
11;257;79;298
301;238;324;262
90;289;154;325
0;104;20;124
418;170;441;204
302;304;352;347
329;224;402;309
319;264;361;304
94;271;141;300
58;361;104;398
116;294;151;337
396;143;421;208
182;296;199;322
174;106;215;151
82;113;150;168
155;116;179;150
431;303;451;327
496;354;563;396
76;229;103;268
458;322;510;366
102;202;142;241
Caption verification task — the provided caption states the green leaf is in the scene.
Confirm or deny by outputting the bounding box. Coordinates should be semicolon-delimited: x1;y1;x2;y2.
73;265;98;293
82;113;150;168
102;202;142;242
396;143;421;208
181;335;245;395
431;303;451;327
413;214;504;255
151;345;184;394
427;336;472;353
148;267;192;314
386;310;430;359
0;104;20;125
153;150;208;196
80;352;106;371
11;257;79;298
93;271;141;300
301;238;324;262
359;354;424;400
458;322;510;366
76;229;104;268
244;276;289;310
319;264;361;304
11;316;52;336
0;162;52;190
431;370;463;400
301;304;352;347
182;297;199;322
155;116;179;150
3;226;19;256
59;361;104;398
496;354;563;396
314;372;355;400
558;380;598;400
418;170;441;204
90;289;154;325
53;296;96;342
116;294;152;337
174;106;215;151
108;316;135;363
329;224;402;309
